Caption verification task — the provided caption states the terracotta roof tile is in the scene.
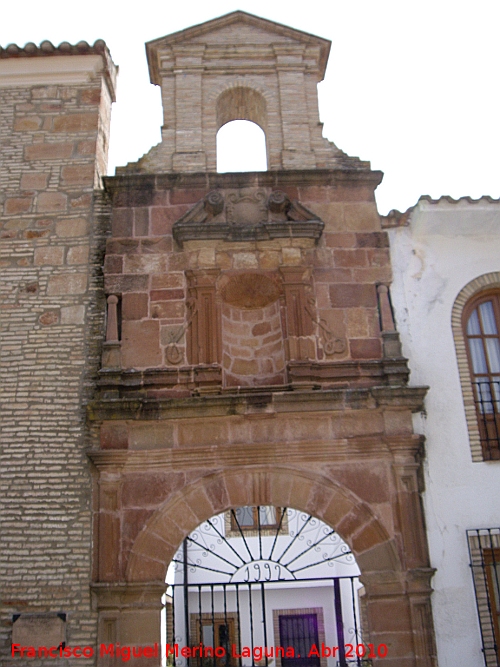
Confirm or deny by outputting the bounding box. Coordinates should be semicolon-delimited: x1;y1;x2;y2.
0;39;108;58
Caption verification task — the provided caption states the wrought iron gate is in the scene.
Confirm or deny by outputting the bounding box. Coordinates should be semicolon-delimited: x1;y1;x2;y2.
165;508;365;667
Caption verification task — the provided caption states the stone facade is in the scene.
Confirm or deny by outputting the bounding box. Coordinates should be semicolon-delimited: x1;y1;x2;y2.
91;165;435;666
1;12;436;667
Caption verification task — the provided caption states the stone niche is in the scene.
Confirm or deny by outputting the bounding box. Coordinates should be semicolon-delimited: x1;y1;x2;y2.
219;272;285;386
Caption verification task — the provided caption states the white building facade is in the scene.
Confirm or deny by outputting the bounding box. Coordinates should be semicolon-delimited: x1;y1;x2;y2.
387;196;500;667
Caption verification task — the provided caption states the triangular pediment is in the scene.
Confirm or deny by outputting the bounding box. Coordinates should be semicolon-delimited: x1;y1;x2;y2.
182;22;299;46
146;11;330;83
148;11;329;48
172;188;324;246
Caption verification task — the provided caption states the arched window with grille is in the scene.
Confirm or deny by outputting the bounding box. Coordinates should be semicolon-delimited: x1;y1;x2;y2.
463;291;500;460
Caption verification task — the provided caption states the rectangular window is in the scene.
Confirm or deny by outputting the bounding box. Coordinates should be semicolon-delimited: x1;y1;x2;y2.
225;506;288;536
233;506;279;529
467;528;500;666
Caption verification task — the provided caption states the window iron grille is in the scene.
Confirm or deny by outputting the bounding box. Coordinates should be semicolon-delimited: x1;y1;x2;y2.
467;528;500;667
473;381;500;460
465;295;500;460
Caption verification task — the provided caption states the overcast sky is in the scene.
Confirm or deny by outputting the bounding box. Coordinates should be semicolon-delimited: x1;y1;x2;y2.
3;0;499;214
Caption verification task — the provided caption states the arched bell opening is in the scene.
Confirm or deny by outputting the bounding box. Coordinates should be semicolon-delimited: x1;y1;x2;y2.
163;507;366;667
216;121;268;173
215;87;269;173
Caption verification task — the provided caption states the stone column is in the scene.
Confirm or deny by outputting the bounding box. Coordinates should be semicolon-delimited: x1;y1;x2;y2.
92;583;165;667
186;269;221;365
98;479;121;581
280;267;314;360
376;435;437;666
360;570;436;667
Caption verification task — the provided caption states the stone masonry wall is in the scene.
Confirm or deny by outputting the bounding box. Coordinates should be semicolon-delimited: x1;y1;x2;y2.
221;300;286;387
104;173;390;378
0;51;115;665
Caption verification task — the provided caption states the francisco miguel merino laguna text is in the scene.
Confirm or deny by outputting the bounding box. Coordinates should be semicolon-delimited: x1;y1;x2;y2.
12;641;389;661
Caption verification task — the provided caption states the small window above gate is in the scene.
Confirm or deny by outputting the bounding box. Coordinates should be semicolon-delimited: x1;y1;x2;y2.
226;506;287;536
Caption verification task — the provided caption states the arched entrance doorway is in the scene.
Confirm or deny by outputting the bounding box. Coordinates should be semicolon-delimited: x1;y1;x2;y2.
91;462;435;666
166;507;366;667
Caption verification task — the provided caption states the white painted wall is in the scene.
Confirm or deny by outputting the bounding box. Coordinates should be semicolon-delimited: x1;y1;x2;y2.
388;197;500;667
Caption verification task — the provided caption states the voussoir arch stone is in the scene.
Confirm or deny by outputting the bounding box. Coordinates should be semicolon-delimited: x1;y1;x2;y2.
216;86;268;132
126;466;399;582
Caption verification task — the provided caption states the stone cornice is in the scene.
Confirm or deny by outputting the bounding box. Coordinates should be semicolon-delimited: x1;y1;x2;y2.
172;189;324;245
174;218;324;244
88;384;427;422
95;358;412;400
91;582;166;608
87;437;401;472
146;11;331;85
104;169;383;198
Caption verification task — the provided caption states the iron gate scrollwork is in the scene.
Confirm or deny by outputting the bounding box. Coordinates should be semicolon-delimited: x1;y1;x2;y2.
166;508;367;667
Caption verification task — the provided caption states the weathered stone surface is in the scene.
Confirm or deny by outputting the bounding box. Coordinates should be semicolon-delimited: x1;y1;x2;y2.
4;196;33;214
67;244;89;264
34;245;65;265
47;273;87;295
12;614;66;648
53;112;98;132
37;191;68;213
121;320;162;367
39;309;60;325
61;164;95;186
60;305;85;324
25;141;73;160
20;172;49;190
55;217;88;237
329;283;377;308
122;292;149;320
